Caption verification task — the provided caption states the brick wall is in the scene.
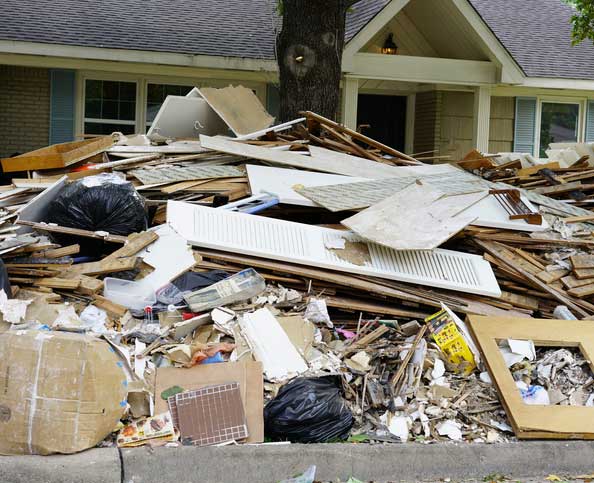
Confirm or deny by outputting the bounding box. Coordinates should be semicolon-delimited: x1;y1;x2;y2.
0;65;50;159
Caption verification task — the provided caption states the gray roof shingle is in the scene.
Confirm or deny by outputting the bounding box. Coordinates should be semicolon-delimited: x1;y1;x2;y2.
0;0;387;60
470;0;594;80
1;0;593;81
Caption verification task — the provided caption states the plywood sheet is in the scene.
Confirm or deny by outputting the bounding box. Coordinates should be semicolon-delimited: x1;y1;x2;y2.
195;86;274;137
468;315;594;439
341;181;485;250
168;201;501;297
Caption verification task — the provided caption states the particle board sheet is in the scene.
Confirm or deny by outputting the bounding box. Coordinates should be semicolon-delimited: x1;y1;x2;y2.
246;164;367;207
200;135;409;179
194;86;274;137
295;169;487;212
130;165;244;185
467;315;594;439
168;201;501;297
174;382;248;446
341;181;486;250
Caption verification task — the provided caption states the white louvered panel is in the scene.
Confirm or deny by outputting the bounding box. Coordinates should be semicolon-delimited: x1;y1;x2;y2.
168;201;501;297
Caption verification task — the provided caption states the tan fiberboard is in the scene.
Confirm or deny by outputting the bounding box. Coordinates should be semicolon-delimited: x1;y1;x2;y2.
467;315;594;439
0;330;127;454
154;360;264;443
198;86;274;137
341;181;486;250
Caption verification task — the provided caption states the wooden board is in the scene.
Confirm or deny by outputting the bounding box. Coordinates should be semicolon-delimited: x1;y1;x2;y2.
468;315;594;439
571;255;594;270
1;136;114;172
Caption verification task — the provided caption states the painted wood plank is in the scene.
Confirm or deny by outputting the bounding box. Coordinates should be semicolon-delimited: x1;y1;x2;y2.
168;201;501;297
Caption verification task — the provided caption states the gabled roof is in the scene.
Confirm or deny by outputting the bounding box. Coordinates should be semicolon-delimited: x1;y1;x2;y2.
469;0;594;80
1;0;594;82
0;0;385;60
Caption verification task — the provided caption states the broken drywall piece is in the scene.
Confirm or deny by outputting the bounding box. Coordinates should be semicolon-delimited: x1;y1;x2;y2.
436;420;463;441
380;412;410;442
0;289;31;324
191;85;274;137
238;307;308;382
147;94;229;140
341;181;485;251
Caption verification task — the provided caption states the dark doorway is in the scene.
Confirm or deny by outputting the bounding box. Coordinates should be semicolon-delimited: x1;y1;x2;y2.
357;94;407;152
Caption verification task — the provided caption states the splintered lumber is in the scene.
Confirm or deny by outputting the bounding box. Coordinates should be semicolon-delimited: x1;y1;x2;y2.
568;283;594;298
476;240;589;318
536;268;569;284
93;295;128;318
564;214;594;224
390;324;428;390
35;278;81;290
60;257;139;277
301;111;420;165
75;275;104;295
571;255;594;270
561;275;594;290
574;268;594;280
17;220;127;243
323;295;429;319
344;325;391;355
33;244;80;259
499;291;540;311
103;231;159;262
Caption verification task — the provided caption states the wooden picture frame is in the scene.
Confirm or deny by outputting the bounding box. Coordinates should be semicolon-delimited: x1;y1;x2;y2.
467;315;594;439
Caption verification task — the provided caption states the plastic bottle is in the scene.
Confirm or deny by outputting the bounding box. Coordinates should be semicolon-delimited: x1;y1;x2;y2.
183;268;266;312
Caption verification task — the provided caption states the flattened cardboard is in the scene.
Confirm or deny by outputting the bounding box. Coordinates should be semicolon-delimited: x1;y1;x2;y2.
0;330;127;454
154;360;263;443
467;315;594;439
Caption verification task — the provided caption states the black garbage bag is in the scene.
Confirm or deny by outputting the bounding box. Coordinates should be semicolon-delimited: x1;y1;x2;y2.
0;259;11;297
264;377;353;443
45;174;147;255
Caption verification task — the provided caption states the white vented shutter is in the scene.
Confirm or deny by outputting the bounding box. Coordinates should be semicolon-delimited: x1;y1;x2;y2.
168;202;501;297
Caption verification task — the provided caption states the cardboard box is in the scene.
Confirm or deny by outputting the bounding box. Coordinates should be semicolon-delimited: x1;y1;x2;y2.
155;360;264;443
0;330;127;455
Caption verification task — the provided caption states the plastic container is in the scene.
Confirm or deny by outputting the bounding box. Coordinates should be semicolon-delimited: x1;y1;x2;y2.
103;278;157;311
183;268;265;312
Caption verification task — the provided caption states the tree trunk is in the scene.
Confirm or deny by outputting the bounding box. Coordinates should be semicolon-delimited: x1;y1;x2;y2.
276;0;348;122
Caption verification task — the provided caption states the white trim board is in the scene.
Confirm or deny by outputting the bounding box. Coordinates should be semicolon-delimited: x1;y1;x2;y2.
246;165;368;207
167;201;501;297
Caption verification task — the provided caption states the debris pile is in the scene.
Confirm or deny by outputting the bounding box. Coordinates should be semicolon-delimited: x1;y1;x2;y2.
0;85;593;454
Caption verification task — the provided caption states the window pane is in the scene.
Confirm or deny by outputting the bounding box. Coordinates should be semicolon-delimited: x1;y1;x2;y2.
84;79;137;124
85;79;102;99
84;99;101;118
539;102;579;157
85;122;135;135
145;83;193;130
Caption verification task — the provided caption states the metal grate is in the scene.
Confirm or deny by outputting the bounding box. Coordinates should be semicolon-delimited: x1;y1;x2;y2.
173;382;248;446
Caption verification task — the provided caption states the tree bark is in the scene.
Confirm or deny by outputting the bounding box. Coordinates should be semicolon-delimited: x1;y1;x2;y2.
276;0;349;122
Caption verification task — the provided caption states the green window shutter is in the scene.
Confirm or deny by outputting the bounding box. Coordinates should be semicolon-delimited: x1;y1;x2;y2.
585;100;594;142
49;69;75;145
514;97;537;154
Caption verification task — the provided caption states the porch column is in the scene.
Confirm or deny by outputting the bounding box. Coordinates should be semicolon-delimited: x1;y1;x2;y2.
472;86;491;153
341;77;359;130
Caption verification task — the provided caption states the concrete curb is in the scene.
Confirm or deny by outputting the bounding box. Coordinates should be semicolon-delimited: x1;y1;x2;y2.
2;442;594;483
121;441;594;483
0;448;121;483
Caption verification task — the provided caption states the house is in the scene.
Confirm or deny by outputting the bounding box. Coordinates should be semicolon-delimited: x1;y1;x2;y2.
1;0;594;162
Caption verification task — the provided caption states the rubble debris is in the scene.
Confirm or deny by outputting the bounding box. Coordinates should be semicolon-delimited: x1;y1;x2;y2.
3;85;594;455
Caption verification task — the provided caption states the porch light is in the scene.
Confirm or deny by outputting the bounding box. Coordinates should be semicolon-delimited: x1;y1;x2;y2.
382;33;398;55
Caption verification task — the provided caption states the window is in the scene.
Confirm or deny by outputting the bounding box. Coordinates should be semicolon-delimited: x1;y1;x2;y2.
146;83;194;130
538;101;580;157
84;80;137;135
